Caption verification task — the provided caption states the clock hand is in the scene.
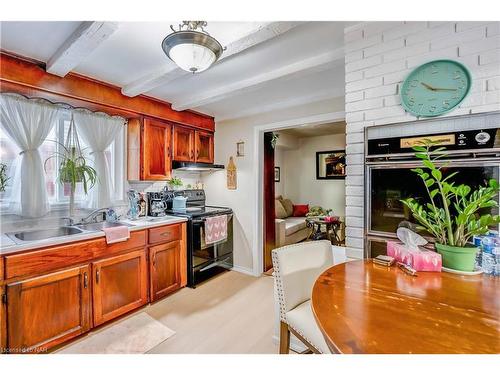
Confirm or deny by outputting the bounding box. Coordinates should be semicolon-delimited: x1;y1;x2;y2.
420;82;436;91
433;88;458;91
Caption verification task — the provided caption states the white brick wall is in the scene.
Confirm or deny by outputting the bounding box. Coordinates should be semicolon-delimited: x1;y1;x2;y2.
344;21;500;259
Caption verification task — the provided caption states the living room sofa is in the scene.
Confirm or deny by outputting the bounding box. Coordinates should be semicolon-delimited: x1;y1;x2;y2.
275;196;310;247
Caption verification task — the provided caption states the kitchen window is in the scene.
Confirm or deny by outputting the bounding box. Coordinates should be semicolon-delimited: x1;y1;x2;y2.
0;112;125;213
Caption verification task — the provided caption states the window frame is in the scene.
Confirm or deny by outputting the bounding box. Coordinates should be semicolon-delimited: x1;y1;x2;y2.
0;112;126;214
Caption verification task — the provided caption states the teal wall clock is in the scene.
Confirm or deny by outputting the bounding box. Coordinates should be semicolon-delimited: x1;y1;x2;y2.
400;59;471;117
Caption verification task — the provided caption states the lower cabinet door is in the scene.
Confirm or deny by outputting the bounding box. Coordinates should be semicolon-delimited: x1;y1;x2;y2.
1;285;6;352
92;249;148;326
6;265;91;353
149;241;181;302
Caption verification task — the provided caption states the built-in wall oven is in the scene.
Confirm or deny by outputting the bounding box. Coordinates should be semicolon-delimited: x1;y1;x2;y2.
364;112;500;258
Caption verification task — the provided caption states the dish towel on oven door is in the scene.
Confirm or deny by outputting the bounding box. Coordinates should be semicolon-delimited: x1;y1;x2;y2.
204;215;228;245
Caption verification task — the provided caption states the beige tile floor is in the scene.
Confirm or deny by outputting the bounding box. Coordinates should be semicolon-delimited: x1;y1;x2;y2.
58;271;277;354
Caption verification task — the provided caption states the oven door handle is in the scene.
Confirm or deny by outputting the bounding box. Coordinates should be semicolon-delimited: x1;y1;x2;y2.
199;256;232;272
192;213;233;224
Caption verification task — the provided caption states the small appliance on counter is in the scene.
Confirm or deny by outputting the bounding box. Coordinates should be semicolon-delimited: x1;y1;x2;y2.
147;190;168;217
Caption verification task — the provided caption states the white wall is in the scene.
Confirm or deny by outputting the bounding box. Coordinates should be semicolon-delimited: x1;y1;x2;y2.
203;97;345;273
281;134;346;217
344;21;500;259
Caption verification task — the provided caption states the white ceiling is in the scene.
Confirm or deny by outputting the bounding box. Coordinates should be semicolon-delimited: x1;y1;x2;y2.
277;121;346;138
0;21;351;121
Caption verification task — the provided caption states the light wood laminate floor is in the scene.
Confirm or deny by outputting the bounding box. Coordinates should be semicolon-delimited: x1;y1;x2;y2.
146;271;276;354
59;271;277;354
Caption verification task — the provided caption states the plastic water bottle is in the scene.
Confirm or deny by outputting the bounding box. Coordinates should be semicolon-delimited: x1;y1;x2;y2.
481;236;500;276
473;235;485;268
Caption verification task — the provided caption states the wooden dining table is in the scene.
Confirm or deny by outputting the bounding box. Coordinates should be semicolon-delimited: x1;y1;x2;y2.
311;260;500;354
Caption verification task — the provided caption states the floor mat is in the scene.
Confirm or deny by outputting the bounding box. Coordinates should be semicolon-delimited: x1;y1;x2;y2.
57;312;175;354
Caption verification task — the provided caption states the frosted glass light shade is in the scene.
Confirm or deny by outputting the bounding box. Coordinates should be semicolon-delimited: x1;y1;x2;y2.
169;43;216;73
162;30;223;74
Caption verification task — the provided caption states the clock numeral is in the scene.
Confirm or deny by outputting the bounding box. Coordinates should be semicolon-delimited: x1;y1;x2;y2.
431;64;439;74
410;80;419;87
442;101;450;109
429;105;437;113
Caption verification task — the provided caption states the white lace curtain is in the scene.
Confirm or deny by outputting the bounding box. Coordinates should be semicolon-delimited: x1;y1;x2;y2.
0;93;62;218
0;93;126;217
73;109;125;209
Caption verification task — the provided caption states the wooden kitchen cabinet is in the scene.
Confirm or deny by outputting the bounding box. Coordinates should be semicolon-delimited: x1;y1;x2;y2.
1;285;6;352
172;125;214;163
172;125;195;162
195;130;214;163
149;241;182;301
5;265;91;352
127;117;172;181
92;249;148;326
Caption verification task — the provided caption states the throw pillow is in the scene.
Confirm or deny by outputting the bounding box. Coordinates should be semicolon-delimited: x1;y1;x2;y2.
280;198;294;217
292;204;309;217
275;200;288;219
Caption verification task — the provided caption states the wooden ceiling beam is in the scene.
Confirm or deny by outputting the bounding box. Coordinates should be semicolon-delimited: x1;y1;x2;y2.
46;22;119;77
172;47;345;111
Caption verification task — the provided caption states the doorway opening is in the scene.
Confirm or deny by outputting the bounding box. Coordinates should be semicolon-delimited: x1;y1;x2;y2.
261;120;347;273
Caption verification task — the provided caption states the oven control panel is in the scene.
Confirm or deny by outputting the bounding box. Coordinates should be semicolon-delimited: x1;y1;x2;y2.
368;128;499;156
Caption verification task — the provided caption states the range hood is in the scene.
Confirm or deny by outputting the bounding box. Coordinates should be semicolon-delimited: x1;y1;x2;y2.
172;161;225;172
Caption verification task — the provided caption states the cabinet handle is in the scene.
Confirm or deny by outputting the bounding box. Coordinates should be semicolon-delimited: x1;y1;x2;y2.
83;272;88;288
96;269;100;284
152;254;156;267
160;231;171;237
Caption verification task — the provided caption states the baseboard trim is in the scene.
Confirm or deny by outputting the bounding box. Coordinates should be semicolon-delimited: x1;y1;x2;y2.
231;265;256;276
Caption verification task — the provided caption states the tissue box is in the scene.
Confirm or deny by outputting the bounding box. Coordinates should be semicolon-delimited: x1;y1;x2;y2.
387;241;442;272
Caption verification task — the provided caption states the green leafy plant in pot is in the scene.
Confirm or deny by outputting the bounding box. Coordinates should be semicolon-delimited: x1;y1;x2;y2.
401;141;500;272
45;116;97;217
167;176;183;191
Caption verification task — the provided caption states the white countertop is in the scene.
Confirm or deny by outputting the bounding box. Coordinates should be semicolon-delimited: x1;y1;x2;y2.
0;216;187;256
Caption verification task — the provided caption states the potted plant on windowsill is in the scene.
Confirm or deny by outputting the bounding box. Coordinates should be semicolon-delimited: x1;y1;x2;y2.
401;141;500;272
45;115;97;217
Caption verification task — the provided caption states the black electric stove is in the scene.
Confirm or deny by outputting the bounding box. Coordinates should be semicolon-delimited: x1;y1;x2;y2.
166;205;233;218
164;190;233;287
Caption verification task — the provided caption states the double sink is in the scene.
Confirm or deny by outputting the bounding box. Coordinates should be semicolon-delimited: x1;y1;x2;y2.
6;221;134;244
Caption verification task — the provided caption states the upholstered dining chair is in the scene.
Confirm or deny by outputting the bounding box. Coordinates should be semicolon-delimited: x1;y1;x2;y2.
272;240;333;354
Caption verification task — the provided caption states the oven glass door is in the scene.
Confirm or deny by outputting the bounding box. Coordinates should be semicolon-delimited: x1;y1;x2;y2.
367;161;500;237
191;214;233;269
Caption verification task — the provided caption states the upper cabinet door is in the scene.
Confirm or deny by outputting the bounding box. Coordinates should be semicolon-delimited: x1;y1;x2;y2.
172;126;195;162
6;265;91;352
143;118;172;180
195;131;214;163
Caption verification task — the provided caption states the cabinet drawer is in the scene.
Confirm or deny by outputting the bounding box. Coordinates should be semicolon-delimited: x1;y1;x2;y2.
4;230;147;280
148;224;181;244
5;238;106;280
106;230;147;255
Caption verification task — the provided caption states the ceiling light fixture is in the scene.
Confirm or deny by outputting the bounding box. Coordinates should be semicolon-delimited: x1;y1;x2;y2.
161;21;224;73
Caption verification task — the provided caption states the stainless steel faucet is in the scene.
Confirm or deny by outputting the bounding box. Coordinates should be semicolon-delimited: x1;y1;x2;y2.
78;208;109;225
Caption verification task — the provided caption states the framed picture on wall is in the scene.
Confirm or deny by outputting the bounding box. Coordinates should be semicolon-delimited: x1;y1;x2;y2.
316;150;346;180
274;167;280;182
